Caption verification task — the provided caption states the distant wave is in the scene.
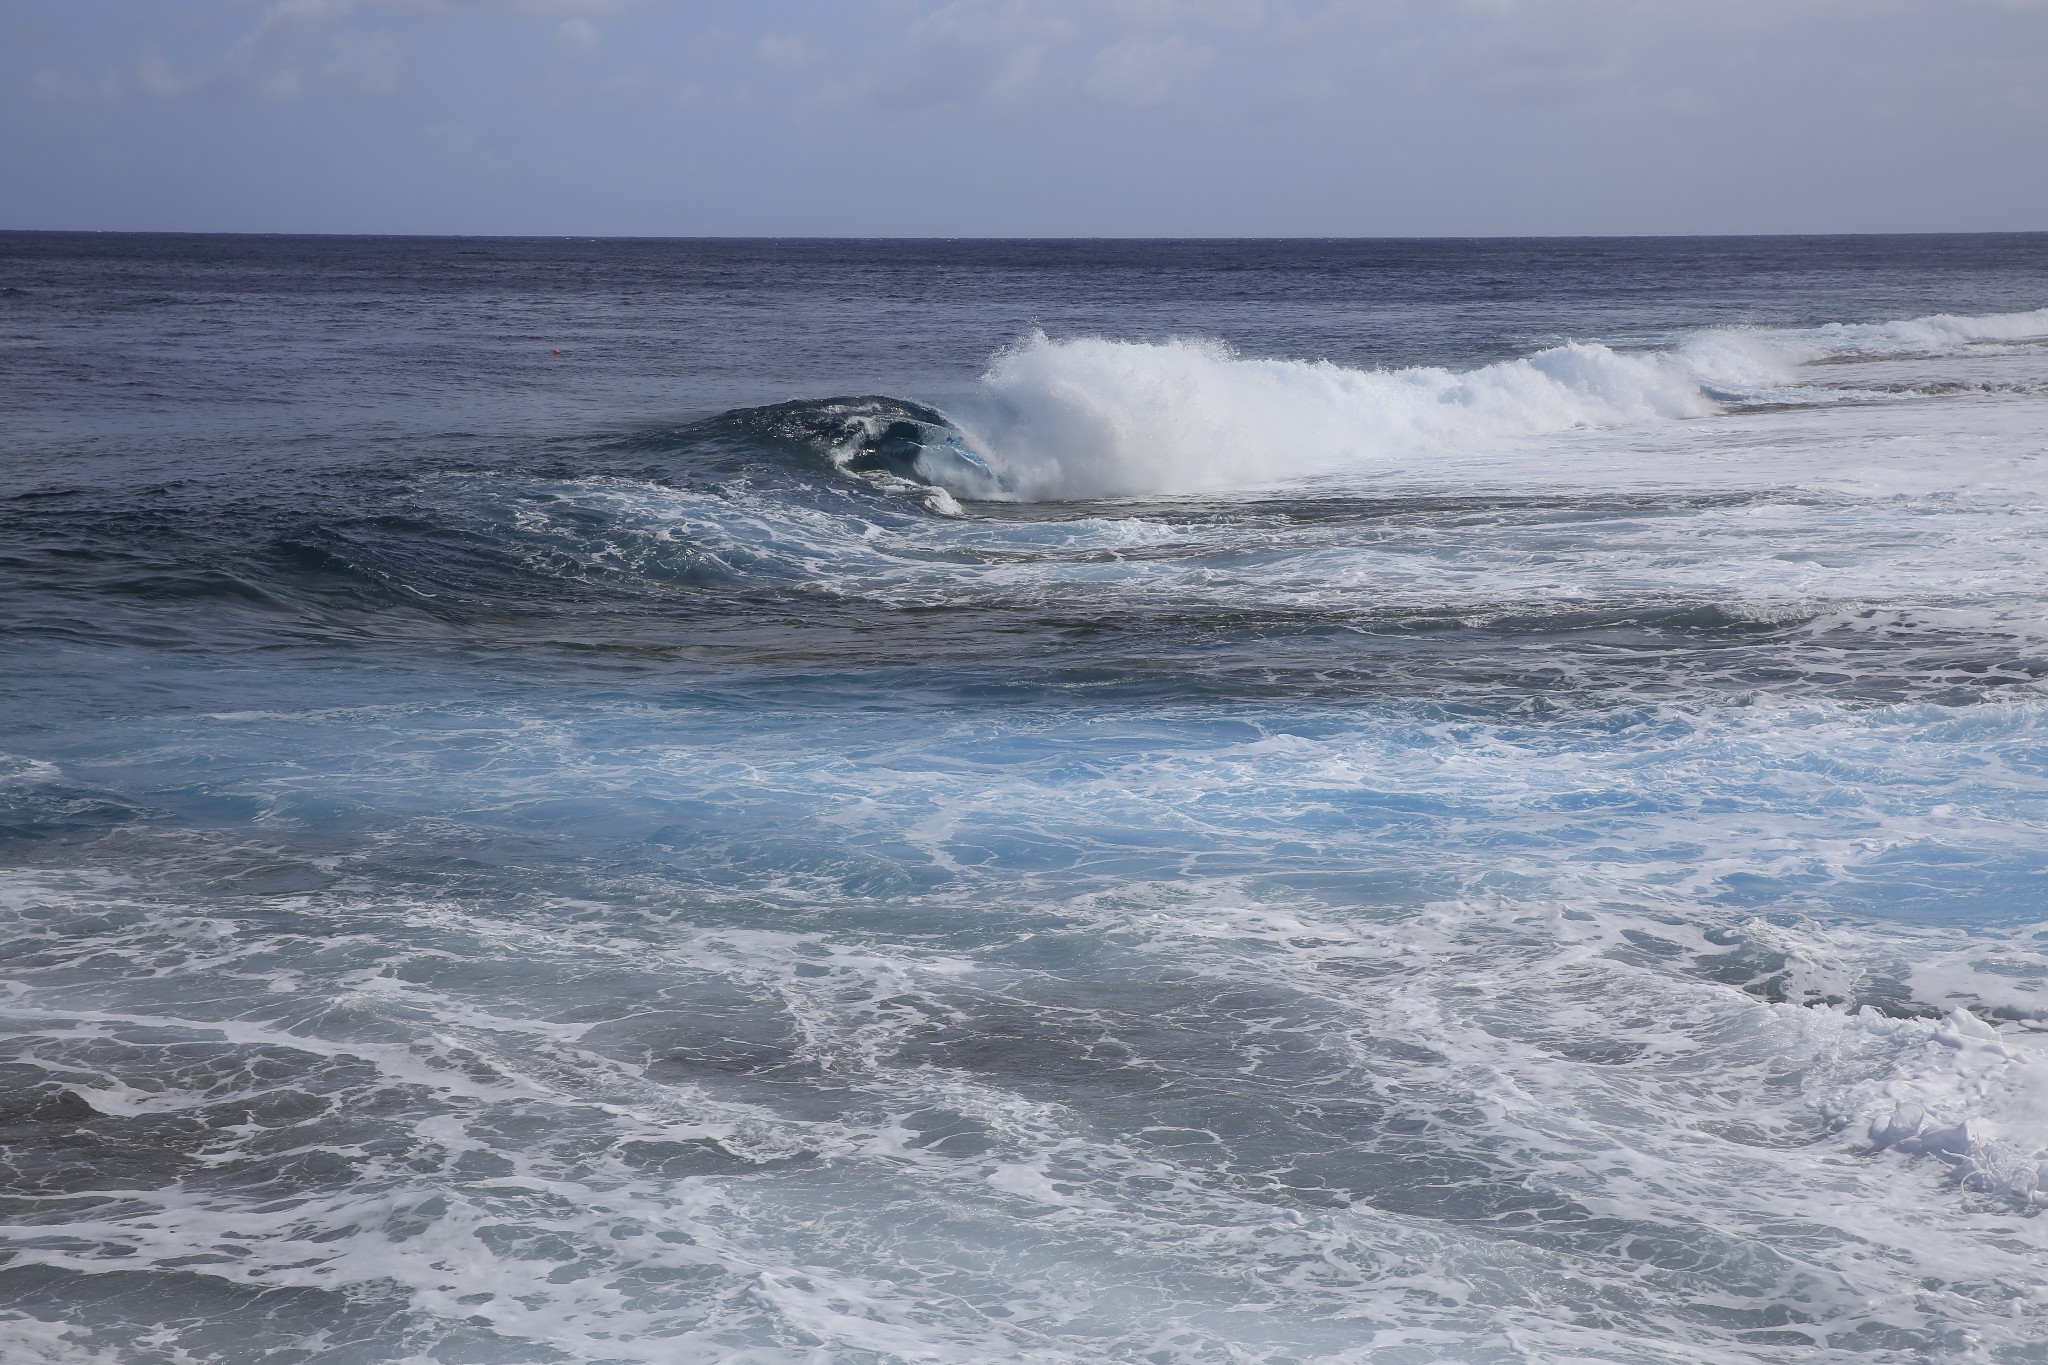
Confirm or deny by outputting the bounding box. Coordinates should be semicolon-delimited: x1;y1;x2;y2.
932;306;2048;500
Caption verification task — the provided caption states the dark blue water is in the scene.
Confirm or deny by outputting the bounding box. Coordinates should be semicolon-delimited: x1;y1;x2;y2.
3;232;2048;1365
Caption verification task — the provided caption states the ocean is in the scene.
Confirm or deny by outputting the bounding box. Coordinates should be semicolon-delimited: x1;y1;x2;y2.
2;231;2046;1364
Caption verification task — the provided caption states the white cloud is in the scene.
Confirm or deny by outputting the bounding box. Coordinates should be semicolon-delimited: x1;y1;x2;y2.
1085;32;1214;104
126;0;632;103
844;0;1263;112
137;0;396;100
228;0;357;98
521;17;612;99
867;0;1078;110
1102;0;1266;27
362;0;628;15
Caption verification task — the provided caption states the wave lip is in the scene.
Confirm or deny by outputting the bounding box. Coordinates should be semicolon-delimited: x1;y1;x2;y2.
710;395;1006;507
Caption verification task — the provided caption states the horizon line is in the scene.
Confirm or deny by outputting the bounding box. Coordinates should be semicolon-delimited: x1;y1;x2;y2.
4;227;2047;245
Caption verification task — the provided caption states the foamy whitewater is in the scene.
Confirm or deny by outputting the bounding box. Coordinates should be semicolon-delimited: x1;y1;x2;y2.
1;234;2046;1364
932;307;2048;499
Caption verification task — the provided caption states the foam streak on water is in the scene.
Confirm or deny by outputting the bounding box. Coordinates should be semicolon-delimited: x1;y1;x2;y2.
2;233;2047;1364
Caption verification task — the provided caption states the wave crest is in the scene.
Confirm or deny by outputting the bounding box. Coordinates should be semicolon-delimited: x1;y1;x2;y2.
962;333;1719;499
940;306;2048;501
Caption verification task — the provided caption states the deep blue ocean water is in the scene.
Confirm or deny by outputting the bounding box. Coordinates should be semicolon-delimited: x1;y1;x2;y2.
3;232;2048;1364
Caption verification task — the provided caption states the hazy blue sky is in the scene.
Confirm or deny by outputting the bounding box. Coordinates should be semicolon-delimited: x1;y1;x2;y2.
5;0;2046;236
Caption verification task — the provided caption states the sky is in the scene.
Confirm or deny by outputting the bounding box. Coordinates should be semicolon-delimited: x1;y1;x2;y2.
4;0;2047;237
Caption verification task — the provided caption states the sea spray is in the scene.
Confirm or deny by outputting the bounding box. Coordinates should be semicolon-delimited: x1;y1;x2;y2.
932;307;2048;500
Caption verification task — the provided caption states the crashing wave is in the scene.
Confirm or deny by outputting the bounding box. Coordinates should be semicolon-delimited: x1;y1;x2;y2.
940;306;2048;500
957;333;1723;500
713;306;2047;505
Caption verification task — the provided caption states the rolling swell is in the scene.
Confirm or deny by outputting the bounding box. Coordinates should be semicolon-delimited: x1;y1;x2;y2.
4;302;2046;696
8;402;2048;705
4;460;2041;707
607;304;2048;509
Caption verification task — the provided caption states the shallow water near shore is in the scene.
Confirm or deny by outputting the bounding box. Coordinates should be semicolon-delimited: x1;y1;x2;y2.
3;232;2048;1363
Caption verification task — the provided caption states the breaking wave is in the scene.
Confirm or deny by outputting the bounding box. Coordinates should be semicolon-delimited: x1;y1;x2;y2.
896;305;2048;500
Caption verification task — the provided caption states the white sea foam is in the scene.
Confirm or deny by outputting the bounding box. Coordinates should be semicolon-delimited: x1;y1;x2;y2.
6;648;2048;1362
0;754;61;788
1840;1007;2048;1205
946;306;2048;499
10;835;2048;1363
1786;306;2048;358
